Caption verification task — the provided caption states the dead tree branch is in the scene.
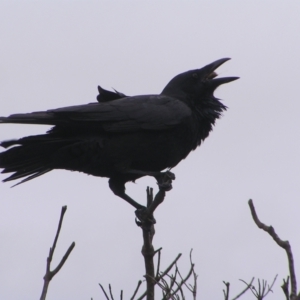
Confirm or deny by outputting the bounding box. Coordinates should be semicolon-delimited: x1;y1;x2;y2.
282;277;292;300
39;206;75;300
223;281;230;300
99;283;110;300
231;277;254;300
241;276;277;300
131;280;142;300
248;199;298;299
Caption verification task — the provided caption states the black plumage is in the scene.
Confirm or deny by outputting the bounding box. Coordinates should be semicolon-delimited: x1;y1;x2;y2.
96;85;127;102
0;58;238;209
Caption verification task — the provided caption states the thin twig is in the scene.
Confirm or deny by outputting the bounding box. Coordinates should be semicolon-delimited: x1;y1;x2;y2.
154;247;162;255
248;199;297;298
190;249;197;299
232;277;254;300
176;265;188;290
223;281;230;300
137;254;182;300
109;284;115;300
50;206;67;258
155;248;162;279
40;206;75;300
281;277;290;300
159;276;170;290
99;283;110;300
158;254;182;281
131;280;142;300
168;262;194;298
169;277;185;300
164;268;179;298
50;242;75;277
264;275;278;298
175;249;197;298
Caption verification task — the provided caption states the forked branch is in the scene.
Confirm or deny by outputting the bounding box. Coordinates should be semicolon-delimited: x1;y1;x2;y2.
39;206;75;300
248;199;299;300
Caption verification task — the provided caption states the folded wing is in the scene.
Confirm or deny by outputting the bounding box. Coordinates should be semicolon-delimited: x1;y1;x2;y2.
0;95;192;133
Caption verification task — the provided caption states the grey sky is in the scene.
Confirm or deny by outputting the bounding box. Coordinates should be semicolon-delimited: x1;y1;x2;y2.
1;1;300;299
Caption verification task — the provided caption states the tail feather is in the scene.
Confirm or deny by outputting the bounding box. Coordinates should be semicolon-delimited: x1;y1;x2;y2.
10;169;52;187
3;166;50;182
1;159;44;173
0;134;73;185
0;111;56;125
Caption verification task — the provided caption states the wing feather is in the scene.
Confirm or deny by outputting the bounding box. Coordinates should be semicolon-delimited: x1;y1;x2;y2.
51;95;191;132
1;95;191;132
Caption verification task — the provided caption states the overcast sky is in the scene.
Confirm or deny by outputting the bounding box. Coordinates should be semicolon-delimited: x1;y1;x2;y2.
1;1;300;299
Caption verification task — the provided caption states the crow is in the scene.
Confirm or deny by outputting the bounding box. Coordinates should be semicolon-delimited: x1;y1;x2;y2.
0;58;238;210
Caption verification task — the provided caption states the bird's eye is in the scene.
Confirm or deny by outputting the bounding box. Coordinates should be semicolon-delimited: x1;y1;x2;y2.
192;73;198;79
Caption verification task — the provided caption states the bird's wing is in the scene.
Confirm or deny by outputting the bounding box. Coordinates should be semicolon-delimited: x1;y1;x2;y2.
52;95;191;132
0;95;192;132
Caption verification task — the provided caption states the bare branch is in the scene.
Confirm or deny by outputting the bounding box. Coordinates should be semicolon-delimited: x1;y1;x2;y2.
147;187;153;207
40;206;75;300
281;277;290;300
190;249;198;300
155;248;162;279
154;247;162;255
264;275;278;298
232;277;254;300
99;283;110;300
241;276;276;300
147;189;166;216
171;277;185;300
130;280;142;300
50;242;75;278
248;199;297;298
168;261;194;298
109;284;115;300
137;254;182;300
164;267;179;298
158;254;182;281
159;276;170;290
223;281;230;300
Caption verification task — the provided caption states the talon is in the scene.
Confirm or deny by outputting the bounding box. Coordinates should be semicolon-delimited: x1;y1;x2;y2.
135;218;142;227
166;171;175;180
135;207;156;227
157;181;173;191
135;207;147;221
155;171;175;191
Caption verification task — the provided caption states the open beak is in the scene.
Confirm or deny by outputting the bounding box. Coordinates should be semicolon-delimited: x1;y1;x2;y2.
203;58;239;87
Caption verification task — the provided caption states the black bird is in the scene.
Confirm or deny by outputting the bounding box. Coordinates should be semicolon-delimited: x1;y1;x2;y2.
0;58;238;209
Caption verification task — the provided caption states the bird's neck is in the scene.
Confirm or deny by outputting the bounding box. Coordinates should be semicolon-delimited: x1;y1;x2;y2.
190;98;226;150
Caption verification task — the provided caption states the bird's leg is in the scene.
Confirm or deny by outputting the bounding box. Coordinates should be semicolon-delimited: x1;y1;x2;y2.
121;169;176;191
135;188;168;229
109;178;156;225
133;171;175;226
109;171;175;226
109;178;144;209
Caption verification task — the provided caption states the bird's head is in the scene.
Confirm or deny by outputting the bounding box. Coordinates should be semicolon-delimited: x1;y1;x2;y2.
161;58;239;104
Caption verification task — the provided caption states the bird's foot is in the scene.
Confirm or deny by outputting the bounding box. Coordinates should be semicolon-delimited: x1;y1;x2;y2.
135;207;156;229
155;171;175;191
